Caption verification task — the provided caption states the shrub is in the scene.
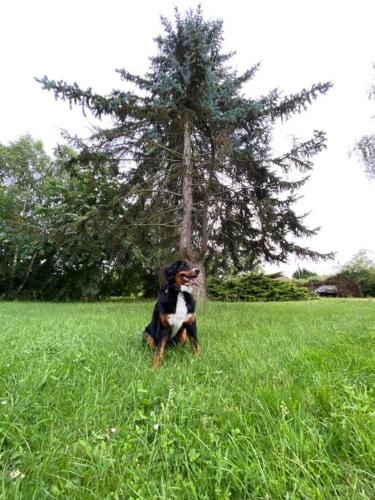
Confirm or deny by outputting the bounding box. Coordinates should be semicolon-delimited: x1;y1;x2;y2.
208;273;311;302
325;273;362;297
295;274;362;298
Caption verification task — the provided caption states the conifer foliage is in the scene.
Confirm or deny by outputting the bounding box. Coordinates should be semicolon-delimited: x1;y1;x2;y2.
37;7;333;298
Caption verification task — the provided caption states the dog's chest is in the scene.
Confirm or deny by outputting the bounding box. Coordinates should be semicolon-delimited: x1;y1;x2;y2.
171;292;188;337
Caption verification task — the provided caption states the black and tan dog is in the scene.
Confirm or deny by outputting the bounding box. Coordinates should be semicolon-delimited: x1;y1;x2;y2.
143;260;200;368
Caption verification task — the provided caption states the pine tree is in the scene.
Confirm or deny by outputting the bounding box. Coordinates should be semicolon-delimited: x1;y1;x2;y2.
37;7;333;299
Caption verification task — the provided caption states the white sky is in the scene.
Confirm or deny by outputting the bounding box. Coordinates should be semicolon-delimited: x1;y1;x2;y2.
1;0;375;276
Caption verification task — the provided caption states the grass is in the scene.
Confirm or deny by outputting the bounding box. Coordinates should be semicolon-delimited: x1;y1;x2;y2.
0;299;374;499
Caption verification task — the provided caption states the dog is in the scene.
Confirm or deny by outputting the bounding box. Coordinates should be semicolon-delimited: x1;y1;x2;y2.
143;260;200;368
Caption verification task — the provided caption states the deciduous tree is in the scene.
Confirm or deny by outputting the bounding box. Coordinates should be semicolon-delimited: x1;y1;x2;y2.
355;70;375;179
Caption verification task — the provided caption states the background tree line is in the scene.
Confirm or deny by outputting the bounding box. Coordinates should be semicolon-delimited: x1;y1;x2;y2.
1;136;373;300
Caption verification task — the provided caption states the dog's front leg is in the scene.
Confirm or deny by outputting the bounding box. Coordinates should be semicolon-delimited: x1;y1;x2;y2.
186;319;200;357
152;327;169;368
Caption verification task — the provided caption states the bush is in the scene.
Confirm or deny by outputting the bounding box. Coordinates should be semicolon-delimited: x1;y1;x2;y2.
325;273;362;297
208;273;311;302
296;274;362;298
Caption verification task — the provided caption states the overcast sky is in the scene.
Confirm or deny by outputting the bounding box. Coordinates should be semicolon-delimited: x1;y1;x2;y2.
1;0;375;276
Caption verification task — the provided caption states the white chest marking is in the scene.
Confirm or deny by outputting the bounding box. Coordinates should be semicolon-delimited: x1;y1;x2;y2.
171;292;188;337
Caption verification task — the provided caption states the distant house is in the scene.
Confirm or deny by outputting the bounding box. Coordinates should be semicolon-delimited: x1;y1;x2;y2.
314;285;339;297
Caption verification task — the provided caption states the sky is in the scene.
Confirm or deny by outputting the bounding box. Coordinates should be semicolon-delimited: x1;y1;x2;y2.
1;0;375;276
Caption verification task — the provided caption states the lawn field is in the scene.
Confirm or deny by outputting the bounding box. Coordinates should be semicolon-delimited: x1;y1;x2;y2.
0;299;374;499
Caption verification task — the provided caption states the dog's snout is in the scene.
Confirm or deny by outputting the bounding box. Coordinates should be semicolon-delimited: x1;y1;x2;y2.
192;268;200;276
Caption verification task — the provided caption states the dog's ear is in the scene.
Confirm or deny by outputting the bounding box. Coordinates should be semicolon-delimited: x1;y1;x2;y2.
163;262;177;283
163;260;182;283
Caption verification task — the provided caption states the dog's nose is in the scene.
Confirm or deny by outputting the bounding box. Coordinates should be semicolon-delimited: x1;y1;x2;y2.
193;268;200;276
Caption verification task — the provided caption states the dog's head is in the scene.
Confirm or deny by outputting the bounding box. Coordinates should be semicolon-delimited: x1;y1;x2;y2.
163;260;200;288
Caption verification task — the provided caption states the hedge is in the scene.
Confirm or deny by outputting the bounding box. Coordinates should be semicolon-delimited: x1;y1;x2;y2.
208;273;311;302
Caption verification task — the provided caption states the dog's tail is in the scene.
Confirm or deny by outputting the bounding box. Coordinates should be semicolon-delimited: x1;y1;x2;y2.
142;325;152;345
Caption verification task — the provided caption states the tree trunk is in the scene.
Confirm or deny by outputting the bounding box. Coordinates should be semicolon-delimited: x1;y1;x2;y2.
180;116;193;261
195;142;215;302
195;259;207;302
16;253;37;296
196;185;211;302
8;245;19;296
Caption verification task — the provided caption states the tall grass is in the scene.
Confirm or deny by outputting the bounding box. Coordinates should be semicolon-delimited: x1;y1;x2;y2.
0;299;374;498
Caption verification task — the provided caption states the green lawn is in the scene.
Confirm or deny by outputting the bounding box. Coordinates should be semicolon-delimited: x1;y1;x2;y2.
0;299;374;499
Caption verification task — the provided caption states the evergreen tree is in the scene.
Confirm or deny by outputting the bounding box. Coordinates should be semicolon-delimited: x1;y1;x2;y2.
37;7;333;299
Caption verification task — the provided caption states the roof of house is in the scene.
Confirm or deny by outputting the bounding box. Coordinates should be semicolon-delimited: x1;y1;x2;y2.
273;275;290;282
